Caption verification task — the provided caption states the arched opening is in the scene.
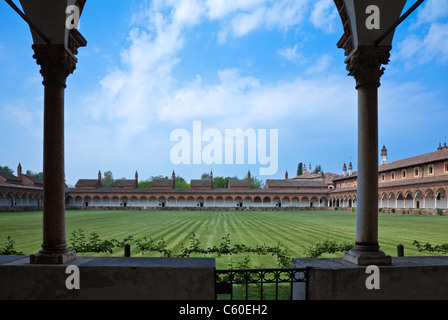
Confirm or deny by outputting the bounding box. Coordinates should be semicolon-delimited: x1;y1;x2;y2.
436;189;447;209
414;190;423;209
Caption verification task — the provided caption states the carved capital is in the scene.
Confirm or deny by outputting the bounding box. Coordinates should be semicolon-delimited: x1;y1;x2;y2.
32;45;78;87
345;46;392;89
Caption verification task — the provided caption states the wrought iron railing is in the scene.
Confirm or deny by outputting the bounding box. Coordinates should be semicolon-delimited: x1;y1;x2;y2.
215;268;308;300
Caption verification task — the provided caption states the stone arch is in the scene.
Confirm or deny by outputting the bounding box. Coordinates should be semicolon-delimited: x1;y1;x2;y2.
414;190;424;209
273;197;281;208
396;192;404;208
243;196;252;208
21;194;28;206
292;197;300;207
74;196;83;206
84;196;91;207
380;193;387;208
301;197;309;207
235;196;243;208
282;197;290;207
93;196;101;206
139;196;148;206
425;189;435;209
310;196;319;208
102;196;111;206
263;196;272;207
215;196;224;207
436;188;447;209
405;191;413;208
177;196;186;207
320;196;328;208
111;196;120;206
130;196;139;207
225;196;234;207
121;196;129;207
65;195;73;207
149;196;158;207
167;196;177;207
253;196;262;207
187;196;196;207
158;196;166;208
205;196;214;207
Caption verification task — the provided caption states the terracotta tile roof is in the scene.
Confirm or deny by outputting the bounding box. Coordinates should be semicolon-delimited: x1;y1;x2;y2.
75;179;99;188
190;179;212;188
265;178;328;188
151;179;174;188
334;149;448;182
293;172;338;185
22;174;43;185
379;149;448;172
0;171;21;182
228;179;251;188
113;179;136;188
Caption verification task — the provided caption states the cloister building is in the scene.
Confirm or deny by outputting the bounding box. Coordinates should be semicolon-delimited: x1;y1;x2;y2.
1;144;447;212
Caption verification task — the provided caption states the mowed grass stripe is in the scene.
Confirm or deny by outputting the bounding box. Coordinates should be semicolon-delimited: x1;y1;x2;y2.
1;210;447;263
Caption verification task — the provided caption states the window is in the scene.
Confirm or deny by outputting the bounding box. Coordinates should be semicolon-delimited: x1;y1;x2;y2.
402;169;406;179
381;173;385;181
445;162;448;173
414;167;419;177
428;164;434;175
391;172;395;180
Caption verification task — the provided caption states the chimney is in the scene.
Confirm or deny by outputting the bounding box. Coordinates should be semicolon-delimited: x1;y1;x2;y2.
17;163;22;180
348;162;353;176
381;145;388;165
247;170;251;180
444;142;448;150
135;171;138;189
98;170;102;188
210;170;213;188
309;163;312;174
285;170;288;180
172;170;176;188
342;163;347;177
437;143;443;151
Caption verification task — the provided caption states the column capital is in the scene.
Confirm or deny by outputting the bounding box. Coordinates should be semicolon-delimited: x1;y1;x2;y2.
32;44;78;87
345;46;392;89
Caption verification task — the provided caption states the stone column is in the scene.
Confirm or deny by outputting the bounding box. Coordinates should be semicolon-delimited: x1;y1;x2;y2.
30;45;78;264
344;46;392;266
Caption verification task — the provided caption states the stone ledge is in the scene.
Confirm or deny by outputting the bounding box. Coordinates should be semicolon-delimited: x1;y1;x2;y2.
293;256;448;300
0;255;216;300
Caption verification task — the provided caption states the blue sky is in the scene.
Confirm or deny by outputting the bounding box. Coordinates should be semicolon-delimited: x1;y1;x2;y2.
1;0;447;186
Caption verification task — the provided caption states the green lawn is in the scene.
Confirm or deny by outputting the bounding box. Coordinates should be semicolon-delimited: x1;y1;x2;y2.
1;209;447;269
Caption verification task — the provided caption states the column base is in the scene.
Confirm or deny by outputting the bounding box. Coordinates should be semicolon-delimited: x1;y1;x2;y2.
344;248;392;266
30;250;76;265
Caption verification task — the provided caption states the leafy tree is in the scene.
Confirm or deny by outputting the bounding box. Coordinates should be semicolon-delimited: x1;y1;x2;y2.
101;171;115;188
138;180;152;189
297;162;303;176
212;176;236;189
0;165;13;173
244;173;264;189
25;170;43;180
313;165;322;173
175;176;190;189
201;172;210;180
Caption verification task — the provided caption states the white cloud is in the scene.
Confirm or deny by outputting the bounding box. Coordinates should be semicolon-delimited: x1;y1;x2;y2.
413;0;448;27
278;44;304;63
309;0;338;33
397;22;448;66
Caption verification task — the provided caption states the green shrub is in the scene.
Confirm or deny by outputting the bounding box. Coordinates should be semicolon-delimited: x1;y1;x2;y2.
0;236;24;255
304;239;353;258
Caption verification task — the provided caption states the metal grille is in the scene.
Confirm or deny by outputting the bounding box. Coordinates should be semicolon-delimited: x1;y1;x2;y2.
215;268;308;300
